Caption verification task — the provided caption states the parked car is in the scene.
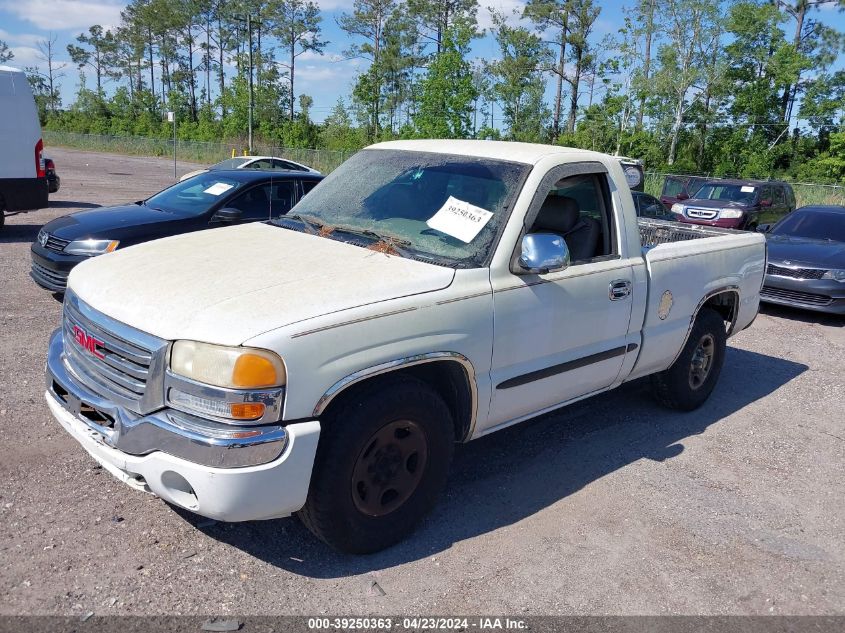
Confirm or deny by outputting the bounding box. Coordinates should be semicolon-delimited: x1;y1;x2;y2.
758;205;845;314
0;65;48;230
179;156;320;182
45;156;60;193
31;169;322;292
659;175;710;207
632;191;673;220
670;179;796;230
44;140;765;553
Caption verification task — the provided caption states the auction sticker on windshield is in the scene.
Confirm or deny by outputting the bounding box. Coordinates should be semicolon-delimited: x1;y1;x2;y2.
426;196;493;243
204;182;234;196
741;186;755;193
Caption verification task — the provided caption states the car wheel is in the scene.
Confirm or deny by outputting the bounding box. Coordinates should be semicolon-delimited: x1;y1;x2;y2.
651;307;727;411
298;376;454;554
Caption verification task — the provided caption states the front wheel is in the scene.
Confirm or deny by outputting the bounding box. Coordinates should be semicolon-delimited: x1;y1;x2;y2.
298;376;454;554
651;307;727;411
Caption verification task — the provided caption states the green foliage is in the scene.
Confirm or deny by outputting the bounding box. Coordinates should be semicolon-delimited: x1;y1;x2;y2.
0;40;13;64
413;23;477;138
26;0;845;186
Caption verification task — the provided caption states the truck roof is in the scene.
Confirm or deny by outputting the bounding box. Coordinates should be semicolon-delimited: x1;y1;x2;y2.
369;139;605;166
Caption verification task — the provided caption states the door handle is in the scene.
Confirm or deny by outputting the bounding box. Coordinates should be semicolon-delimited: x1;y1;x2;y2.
609;279;632;300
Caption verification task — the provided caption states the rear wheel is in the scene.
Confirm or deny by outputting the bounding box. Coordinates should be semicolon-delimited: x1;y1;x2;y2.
298;376;454;554
651;307;727;411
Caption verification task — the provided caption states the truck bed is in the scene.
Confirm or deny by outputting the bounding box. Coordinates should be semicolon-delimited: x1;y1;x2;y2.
628;218;766;381
638;217;740;250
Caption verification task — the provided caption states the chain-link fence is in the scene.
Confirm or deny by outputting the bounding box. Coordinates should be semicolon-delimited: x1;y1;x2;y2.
43;130;352;175
644;172;845;207
43;131;844;207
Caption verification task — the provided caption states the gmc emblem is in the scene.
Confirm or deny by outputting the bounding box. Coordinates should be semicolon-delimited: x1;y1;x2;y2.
72;325;105;359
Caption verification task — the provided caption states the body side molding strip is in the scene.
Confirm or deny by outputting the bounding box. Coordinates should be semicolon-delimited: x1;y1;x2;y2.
497;343;638;390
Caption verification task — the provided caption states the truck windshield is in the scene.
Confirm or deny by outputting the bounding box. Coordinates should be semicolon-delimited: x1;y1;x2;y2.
274;149;530;268
693;183;757;204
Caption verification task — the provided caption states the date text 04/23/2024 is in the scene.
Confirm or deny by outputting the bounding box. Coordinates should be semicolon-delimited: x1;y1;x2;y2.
307;617;528;630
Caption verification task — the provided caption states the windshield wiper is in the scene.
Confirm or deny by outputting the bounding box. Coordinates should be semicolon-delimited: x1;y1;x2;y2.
331;225;411;246
279;213;325;234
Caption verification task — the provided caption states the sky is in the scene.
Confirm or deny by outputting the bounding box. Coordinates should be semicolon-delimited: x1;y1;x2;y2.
0;0;842;125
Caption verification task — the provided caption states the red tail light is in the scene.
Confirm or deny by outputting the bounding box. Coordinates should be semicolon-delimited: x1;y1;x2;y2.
35;139;46;178
45;158;55;170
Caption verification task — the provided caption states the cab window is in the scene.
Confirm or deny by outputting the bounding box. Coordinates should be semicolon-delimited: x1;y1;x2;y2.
527;174;615;264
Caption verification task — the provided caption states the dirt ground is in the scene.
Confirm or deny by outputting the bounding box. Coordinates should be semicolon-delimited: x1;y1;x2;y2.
0;148;843;617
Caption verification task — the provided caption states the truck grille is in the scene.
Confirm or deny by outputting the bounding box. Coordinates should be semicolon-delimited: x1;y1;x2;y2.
761;286;832;306
62;292;167;414
685;207;719;220
37;230;70;253
766;264;827;280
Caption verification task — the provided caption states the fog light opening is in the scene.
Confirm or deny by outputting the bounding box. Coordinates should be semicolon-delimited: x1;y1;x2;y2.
160;470;199;510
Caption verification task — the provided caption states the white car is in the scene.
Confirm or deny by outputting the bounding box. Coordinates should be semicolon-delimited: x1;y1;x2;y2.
45;140;766;553
179;155;320;182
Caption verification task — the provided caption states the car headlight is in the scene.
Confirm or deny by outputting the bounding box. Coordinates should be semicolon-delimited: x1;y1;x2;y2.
64;239;119;255
170;341;286;389
822;269;845;282
719;209;744;219
671;203;684;214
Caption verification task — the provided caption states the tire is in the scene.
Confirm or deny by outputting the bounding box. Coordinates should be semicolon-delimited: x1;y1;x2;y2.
651;307;727;411
298;376;454;554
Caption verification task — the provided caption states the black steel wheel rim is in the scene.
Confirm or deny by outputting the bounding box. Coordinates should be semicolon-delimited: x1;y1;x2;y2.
351;419;429;517
688;333;715;390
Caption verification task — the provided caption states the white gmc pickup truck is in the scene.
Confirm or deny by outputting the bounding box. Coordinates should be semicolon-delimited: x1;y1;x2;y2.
45;140;766;553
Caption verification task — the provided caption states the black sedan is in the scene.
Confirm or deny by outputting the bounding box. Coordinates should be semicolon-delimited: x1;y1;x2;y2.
31;169;322;292
632;191;674;221
759;205;845;314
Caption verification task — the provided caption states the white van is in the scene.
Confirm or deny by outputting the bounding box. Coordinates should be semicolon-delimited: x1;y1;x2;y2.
0;65;48;229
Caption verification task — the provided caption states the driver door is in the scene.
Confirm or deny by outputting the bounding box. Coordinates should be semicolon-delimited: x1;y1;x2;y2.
486;168;636;428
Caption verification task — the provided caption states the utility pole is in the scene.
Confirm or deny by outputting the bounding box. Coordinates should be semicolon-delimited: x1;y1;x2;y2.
247;12;253;154
233;12;259;154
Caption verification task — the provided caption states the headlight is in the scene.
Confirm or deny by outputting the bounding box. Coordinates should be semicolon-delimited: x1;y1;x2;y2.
64;239;119;255
170;341;286;389
822;269;845;282
719;209;744;219
671;203;684;214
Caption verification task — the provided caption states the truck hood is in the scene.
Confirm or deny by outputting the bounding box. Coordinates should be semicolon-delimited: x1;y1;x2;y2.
68;223;455;345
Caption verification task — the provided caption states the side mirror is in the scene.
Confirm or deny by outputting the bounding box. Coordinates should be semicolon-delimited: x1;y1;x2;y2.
756;224;771;233
518;233;570;274
760;199;772;208
677;192;690;200
212;207;242;222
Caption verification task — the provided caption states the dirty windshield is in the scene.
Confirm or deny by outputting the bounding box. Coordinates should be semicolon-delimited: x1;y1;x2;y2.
274;149;530;267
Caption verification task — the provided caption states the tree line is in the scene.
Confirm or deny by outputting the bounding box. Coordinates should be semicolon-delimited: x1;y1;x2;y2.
2;0;844;182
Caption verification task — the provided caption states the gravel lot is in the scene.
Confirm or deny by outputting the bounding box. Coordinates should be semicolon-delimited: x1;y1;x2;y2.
1;148;844;617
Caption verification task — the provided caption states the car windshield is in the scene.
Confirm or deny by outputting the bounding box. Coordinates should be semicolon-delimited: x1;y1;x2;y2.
692;183;757;204
273;149;530;267
210;157;251;170
770;209;845;242
144;173;246;215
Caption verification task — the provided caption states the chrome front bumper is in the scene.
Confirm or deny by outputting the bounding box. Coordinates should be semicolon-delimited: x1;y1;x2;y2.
46;328;288;468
